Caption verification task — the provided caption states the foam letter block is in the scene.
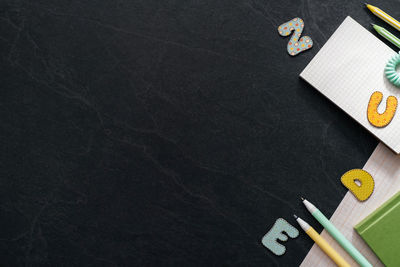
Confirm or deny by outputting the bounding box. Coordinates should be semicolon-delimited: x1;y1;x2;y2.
367;91;398;128
278;18;313;56
341;169;374;201
261;218;299;256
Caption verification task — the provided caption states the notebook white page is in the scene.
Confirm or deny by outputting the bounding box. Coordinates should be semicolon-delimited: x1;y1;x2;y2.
300;143;400;266
300;16;400;154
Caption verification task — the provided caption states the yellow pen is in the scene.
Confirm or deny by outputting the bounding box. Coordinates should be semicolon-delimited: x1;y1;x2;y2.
366;3;400;32
294;215;351;267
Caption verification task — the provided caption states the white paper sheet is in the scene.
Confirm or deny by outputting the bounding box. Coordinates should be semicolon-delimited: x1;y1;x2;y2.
300;142;400;266
300;16;400;154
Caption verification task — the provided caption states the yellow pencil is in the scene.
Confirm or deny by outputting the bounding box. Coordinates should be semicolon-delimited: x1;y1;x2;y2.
294;215;351;267
366;3;400;32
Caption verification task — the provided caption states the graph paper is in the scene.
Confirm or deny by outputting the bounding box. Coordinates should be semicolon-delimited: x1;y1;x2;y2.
300;142;400;266
300;16;400;154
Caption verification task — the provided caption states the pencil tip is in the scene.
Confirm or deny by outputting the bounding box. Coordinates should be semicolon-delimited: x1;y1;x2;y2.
293;214;298;219
364;3;369;6
300;196;305;201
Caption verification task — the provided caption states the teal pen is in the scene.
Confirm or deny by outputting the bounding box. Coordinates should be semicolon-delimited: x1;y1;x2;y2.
302;197;372;267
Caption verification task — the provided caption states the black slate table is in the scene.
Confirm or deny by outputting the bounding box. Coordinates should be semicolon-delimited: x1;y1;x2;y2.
4;0;398;266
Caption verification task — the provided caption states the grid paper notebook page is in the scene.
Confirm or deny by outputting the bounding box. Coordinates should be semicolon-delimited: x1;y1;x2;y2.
300;143;400;266
300;16;400;154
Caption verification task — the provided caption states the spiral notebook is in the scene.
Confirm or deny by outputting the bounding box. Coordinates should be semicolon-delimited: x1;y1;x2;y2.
300;16;400;154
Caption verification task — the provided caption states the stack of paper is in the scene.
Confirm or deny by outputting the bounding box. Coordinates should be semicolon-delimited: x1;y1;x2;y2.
300;16;400;154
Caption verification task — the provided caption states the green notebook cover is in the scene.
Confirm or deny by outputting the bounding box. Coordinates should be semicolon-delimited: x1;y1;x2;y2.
355;191;400;267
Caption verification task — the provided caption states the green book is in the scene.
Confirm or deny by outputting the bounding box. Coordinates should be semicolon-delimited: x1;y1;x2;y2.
355;191;400;267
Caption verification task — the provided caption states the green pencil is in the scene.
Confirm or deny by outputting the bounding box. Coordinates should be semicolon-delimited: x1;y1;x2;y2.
372;23;400;48
302;197;372;267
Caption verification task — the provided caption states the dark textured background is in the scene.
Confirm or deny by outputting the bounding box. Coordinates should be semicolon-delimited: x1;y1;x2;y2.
4;0;399;266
